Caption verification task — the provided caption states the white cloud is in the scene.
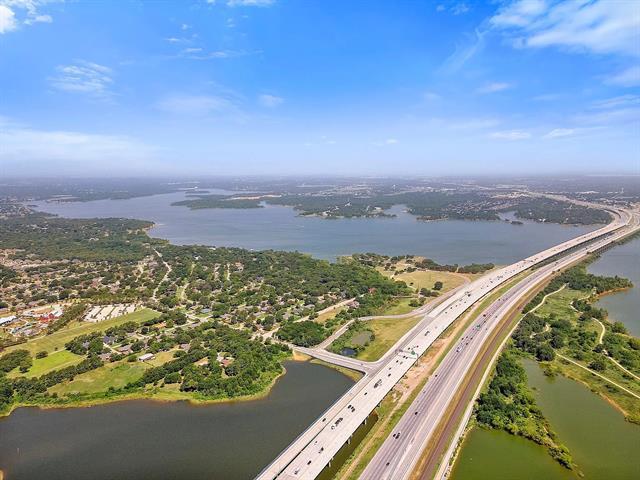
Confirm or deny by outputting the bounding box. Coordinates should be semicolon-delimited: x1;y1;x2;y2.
451;3;470;16
605;66;640;88
436;5;445;13
532;93;562;101
227;0;275;6
591;95;640;110
172;48;256;60
490;0;547;28
423;91;441;101
0;0;58;33
440;29;486;74
373;138;398;146
573;107;640;126
489;130;531;140
49;61;114;98
0;5;16;33
476;82;512;94
544;128;576;139
156;94;238;116
32;13;50;23
491;0;640;57
258;94;283;108
0;120;156;173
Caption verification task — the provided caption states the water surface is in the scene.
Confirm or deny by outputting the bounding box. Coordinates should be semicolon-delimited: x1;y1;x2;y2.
524;359;640;480
453;359;640;480
33;193;597;264
451;427;573;480
0;361;353;480
587;237;640;336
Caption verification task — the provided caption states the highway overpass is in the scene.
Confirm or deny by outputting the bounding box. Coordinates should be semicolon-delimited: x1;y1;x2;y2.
256;206;636;480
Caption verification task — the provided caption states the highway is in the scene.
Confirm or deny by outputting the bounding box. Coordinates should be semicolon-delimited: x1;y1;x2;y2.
359;209;638;480
256;206;635;480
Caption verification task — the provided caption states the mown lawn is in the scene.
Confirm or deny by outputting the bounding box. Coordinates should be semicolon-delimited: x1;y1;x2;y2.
8;349;84;379
49;361;149;395
6;308;159;356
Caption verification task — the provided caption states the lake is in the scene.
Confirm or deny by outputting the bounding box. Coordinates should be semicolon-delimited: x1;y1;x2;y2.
452;359;640;480
0;361;353;480
587;236;640;336
33;192;598;264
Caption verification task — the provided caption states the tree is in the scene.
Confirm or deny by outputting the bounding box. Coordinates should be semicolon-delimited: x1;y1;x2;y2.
612;322;627;334
589;357;607;372
433;281;443;291
164;372;181;384
536;344;555;361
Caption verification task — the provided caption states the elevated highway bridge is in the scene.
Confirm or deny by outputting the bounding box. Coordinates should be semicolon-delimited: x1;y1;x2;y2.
256;205;637;480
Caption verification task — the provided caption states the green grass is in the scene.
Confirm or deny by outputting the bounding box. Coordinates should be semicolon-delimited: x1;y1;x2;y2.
316;305;348;324
394;269;467;293
8;349;84;379
358;315;422;361
535;288;586;320
6;308;159;356
49;361;150;395
530;285;640;421
379;297;415;316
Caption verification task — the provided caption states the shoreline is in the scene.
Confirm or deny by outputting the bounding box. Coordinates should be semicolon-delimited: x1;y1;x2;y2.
0;354;312;419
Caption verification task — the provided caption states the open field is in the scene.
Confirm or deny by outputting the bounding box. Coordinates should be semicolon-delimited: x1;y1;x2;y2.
5;308;159;355
535;287;587;319
49;360;149;395
8;349;84;379
316;304;348;324
358;315;422;361
378;298;416;316
393;269;468;294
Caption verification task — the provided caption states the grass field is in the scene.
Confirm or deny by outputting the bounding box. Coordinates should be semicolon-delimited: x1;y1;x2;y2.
358;315;422;361
393;269;468;294
49;360;149;395
6;308;159;356
48;348;178;396
316;305;348;324
8;349;84;379
378;298;416;316
535;287;586;319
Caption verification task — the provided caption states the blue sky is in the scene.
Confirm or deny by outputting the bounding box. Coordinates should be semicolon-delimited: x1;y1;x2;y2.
0;0;638;176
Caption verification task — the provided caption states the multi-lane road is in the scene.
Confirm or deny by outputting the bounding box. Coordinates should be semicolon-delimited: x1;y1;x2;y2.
360;208;639;480
257;206;636;480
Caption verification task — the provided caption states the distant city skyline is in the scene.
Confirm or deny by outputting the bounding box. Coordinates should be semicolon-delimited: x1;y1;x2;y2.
1;0;639;176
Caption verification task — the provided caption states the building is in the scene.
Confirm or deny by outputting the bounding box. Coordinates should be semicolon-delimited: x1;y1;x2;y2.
138;353;155;362
0;315;17;326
